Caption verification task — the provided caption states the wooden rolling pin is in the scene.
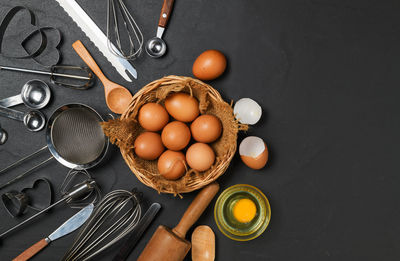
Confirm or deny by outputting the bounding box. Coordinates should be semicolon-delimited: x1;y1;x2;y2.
137;182;219;261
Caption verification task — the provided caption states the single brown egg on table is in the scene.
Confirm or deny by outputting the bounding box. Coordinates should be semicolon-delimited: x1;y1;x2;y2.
186;143;215;172
134;132;165;160
192;50;227;81
165;93;200;122
191;114;222;143
158;150;187;180
161;121;191;151
239;136;268;170
138;103;169;131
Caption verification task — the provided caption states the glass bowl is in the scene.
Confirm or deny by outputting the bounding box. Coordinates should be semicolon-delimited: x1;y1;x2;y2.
214;184;271;241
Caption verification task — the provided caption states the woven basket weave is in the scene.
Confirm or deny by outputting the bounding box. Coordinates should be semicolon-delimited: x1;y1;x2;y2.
102;75;246;195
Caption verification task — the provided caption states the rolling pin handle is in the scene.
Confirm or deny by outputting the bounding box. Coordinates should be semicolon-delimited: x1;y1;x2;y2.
172;182;219;238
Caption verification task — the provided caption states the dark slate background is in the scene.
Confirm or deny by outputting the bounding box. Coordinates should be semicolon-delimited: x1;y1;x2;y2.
1;0;399;260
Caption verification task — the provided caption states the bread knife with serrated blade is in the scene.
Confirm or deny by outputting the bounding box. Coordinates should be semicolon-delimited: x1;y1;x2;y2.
54;0;137;81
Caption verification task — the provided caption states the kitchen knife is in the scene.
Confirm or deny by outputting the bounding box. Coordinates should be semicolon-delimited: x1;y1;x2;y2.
54;0;137;81
13;203;94;261
112;203;161;261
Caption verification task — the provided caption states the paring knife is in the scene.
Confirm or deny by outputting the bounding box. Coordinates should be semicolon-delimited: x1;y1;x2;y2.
13;203;94;261
54;0;137;81
112;203;161;261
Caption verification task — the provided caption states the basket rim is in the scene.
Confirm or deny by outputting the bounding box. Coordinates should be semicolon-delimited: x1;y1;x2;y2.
119;75;239;195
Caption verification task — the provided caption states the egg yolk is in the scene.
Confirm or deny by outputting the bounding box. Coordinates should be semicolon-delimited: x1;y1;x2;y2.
233;198;257;223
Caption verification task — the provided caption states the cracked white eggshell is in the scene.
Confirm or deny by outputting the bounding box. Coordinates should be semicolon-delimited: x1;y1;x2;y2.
233;98;262;125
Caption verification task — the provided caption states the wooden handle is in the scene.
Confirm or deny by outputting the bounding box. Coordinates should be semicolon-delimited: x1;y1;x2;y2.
172;183;219;238
158;0;175;28
72;40;108;84
13;238;49;261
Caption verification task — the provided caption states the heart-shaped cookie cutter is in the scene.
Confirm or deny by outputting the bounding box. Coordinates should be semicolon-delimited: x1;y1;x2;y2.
0;6;62;67
21;178;53;211
1;178;53;218
1;190;28;217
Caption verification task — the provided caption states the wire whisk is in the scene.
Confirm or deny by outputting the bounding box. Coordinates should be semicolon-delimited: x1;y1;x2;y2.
62;189;142;261
107;0;144;60
60;168;102;208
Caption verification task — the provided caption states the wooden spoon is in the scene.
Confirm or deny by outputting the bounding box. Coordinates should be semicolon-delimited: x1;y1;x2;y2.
192;225;215;261
72;40;132;114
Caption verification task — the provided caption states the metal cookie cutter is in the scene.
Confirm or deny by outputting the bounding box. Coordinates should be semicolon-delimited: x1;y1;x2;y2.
1;191;28;217
1;178;53;218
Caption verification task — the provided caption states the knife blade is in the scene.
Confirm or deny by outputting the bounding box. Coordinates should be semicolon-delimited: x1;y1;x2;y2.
54;0;137;81
112;203;161;261
13;203;94;261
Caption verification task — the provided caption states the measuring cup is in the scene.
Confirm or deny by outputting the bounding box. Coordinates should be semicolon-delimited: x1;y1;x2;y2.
0;106;45;132
0;79;51;109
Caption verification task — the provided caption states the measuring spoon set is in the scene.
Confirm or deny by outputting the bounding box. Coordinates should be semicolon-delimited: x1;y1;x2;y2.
0;65;94;134
0;79;49;132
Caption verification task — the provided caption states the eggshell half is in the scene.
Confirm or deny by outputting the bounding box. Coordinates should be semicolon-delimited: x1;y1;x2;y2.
239;136;268;170
234;98;262;125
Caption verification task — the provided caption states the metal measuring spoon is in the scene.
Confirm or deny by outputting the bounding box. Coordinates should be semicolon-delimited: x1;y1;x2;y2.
0;79;51;109
145;0;175;58
0;124;7;145
0;106;45;132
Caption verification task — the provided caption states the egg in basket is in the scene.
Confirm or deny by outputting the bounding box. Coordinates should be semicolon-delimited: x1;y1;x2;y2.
101;76;247;195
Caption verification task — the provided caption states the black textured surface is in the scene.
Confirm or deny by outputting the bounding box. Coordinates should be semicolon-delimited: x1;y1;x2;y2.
1;0;400;260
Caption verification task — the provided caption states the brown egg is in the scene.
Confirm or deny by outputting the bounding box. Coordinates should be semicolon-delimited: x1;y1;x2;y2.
138;103;169;131
191;114;222;143
165;93;200;122
134;132;164;160
158;150;187;180
161;121;191;151
192;50;227;81
239;136;268;170
186;143;215;172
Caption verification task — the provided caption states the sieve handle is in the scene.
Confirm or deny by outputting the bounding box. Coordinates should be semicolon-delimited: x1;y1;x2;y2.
0;146;48;175
0;155;54;190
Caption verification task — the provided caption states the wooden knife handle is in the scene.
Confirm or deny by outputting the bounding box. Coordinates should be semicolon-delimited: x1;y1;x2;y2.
158;0;175;28
13;238;49;261
172;183;219;238
72;40;107;84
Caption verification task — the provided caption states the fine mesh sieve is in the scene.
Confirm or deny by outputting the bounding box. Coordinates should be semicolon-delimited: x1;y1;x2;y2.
50;107;106;165
0;104;108;190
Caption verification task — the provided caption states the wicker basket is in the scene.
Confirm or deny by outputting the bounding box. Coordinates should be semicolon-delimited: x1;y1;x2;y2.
102;75;246;195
